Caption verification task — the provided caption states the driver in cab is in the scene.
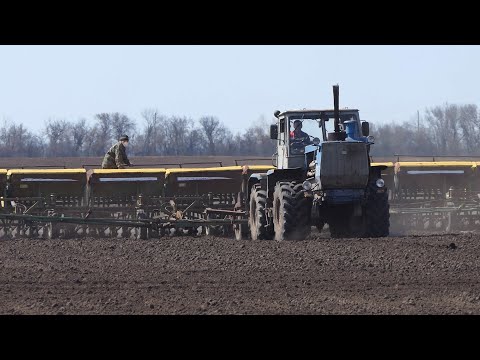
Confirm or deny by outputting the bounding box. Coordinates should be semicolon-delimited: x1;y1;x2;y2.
290;120;312;148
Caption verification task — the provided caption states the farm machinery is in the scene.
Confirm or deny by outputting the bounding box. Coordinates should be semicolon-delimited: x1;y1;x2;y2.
0;164;272;239
384;157;480;232
1;88;480;239
242;85;389;240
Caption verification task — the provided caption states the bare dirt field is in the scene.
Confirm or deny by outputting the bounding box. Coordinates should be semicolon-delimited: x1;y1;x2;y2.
1;155;479;315
1;232;479;315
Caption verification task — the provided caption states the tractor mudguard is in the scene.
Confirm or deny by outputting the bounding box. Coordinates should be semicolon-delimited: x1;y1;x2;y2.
247;168;306;202
247;173;268;202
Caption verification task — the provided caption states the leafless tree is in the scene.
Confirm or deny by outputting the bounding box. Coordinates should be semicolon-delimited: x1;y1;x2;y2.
71;118;89;154
44;119;73;156
187;128;205;155
199;116;221;155
236;116;276;156
164;116;193;156
425;104;462;155
139;108;165;155
5;102;480;159
89;113;113;155
371;121;436;157
458;104;479;154
0;121;43;157
111;113;136;141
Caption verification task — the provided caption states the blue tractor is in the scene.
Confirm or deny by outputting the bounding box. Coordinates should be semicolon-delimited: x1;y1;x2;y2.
246;85;389;240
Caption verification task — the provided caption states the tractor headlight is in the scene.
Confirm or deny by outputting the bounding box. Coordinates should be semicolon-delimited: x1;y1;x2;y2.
375;179;385;188
302;181;312;191
312;137;320;145
367;135;375;143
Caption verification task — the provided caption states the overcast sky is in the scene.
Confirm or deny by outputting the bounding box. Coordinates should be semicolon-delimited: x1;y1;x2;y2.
0;45;479;134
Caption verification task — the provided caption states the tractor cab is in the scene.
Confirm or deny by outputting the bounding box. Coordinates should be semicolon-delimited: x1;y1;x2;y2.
270;109;370;169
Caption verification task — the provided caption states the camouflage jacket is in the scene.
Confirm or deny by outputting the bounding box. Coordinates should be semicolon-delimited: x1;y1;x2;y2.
101;142;131;169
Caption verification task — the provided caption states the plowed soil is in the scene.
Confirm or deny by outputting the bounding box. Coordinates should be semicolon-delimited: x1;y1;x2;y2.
1;232;480;314
1;155;479;314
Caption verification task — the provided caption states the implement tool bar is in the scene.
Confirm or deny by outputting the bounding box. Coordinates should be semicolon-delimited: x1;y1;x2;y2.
0;213;248;227
390;206;480;214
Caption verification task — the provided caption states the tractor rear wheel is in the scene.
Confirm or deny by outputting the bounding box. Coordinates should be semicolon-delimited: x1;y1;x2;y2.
365;191;390;237
293;183;312;239
249;184;271;240
273;181;311;241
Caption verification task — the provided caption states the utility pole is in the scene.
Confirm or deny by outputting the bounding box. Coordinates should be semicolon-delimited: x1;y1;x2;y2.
417;110;420;132
153;111;157;154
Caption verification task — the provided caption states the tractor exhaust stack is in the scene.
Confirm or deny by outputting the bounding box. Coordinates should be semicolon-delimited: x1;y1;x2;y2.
333;84;340;132
327;84;347;141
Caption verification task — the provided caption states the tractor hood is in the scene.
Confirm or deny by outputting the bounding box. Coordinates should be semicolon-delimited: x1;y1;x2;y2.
316;141;369;189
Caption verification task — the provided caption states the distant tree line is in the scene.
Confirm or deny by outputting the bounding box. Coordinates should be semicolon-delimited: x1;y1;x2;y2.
1;103;479;158
0;110;275;158
371;103;480;157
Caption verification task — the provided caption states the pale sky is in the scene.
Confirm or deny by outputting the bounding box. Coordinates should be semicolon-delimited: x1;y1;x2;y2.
1;45;479;134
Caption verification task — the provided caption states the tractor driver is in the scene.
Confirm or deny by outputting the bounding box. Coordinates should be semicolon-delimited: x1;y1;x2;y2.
290;120;312;149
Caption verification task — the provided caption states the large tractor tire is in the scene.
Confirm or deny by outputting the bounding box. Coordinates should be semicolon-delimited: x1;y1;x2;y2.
364;191;390;237
273;181;311;241
249;184;272;240
293;183;312;239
